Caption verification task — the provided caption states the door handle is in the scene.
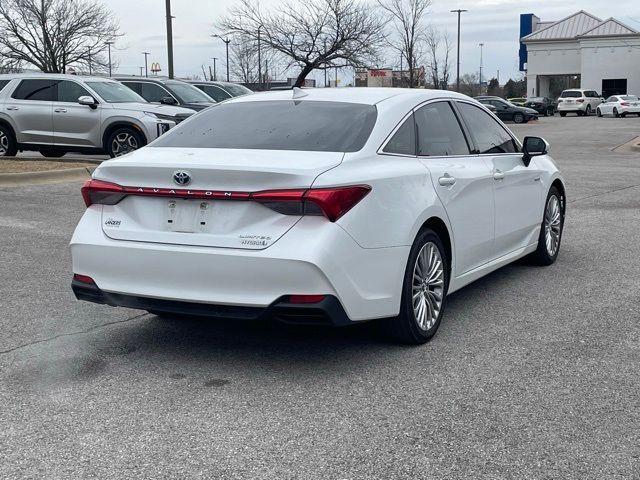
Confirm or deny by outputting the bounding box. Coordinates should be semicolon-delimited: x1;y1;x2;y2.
54;108;67;113
493;170;505;181
438;174;456;186
6;106;19;111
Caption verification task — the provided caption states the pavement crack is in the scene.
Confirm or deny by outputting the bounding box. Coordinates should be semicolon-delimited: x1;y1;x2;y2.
568;183;640;204
0;312;149;356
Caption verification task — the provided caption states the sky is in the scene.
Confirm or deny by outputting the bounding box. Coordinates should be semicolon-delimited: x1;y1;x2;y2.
104;0;640;85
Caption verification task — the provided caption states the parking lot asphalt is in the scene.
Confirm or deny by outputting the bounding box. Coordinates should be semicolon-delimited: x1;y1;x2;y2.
1;115;639;479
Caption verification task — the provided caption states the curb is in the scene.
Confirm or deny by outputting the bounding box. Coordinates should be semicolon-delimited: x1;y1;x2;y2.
3;156;105;164
0;166;95;186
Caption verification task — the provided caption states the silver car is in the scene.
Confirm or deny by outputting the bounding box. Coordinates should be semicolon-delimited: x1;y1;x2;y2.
0;74;194;158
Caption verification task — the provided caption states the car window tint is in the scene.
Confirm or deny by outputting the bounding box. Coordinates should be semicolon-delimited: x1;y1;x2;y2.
141;82;172;103
383;114;415;155
457;102;518;154
153;100;377;152
415;102;470;156
121;82;142;95
11;79;56;101
57;80;91;103
201;85;231;102
0;80;9;92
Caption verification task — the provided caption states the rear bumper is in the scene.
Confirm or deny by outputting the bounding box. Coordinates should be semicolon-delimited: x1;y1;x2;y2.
72;278;351;326
70;207;408;322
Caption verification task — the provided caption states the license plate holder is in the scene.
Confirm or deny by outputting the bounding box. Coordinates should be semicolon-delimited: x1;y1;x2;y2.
166;199;211;233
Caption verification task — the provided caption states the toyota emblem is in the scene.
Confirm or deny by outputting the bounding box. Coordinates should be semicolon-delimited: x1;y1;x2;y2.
173;171;191;186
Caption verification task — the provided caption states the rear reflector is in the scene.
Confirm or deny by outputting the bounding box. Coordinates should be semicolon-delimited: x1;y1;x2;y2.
73;274;96;285
81;180;371;222
289;295;326;304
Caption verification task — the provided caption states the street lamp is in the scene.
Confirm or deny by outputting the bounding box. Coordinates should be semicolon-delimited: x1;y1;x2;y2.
105;41;114;77
142;52;150;78
451;9;467;92
479;43;484;92
212;57;218;81
212;34;231;82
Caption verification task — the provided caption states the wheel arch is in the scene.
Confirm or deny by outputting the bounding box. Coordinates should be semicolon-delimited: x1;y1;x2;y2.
419;216;453;278
0;118;17;142
102;121;148;151
551;178;566;214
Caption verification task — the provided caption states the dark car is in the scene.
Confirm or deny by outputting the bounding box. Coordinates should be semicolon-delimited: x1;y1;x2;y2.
524;96;556;116
115;77;215;111
475;96;539;124
187;80;253;102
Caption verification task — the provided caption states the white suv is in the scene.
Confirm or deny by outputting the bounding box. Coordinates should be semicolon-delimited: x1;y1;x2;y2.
557;89;603;117
0;74;194;158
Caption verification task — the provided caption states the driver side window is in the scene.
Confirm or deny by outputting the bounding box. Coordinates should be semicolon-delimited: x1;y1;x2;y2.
456;102;518;154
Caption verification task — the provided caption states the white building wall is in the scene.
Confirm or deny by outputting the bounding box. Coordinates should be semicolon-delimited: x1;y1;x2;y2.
579;38;640;95
525;42;581;96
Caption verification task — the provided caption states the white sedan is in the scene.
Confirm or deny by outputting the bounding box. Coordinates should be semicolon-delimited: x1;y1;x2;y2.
596;95;640;117
70;88;566;344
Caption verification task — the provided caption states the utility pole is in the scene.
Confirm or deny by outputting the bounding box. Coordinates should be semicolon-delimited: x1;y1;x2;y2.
105;41;114;77
212;58;218;81
139;66;144;76
451;9;467;92
335;65;338;87
165;0;174;79
88;48;92;75
400;54;403;87
257;25;262;90
212;35;232;82
143;52;150;77
323;38;327;87
479;43;484;92
497;69;500;85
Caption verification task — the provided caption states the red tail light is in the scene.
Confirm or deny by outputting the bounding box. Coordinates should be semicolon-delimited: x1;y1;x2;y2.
81;180;371;222
620;102;630;106
289;294;326;304
577;99;585;103
81;180;126;207
73;274;96;285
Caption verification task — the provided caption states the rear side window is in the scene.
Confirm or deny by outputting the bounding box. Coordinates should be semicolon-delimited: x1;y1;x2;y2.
456;102;518;154
383;114;415;155
12;79;56;101
57;81;91;103
0;80;9;92
415;102;470;156
199;85;231;102
153;100;377;152
121;82;142;95
141;82;172;103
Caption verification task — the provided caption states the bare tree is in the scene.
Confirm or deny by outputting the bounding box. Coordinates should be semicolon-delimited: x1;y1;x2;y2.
0;0;121;74
458;72;480;97
220;0;386;87
425;27;452;89
378;0;431;88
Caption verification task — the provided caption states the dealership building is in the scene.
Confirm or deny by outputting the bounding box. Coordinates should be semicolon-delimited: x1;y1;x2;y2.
519;10;640;98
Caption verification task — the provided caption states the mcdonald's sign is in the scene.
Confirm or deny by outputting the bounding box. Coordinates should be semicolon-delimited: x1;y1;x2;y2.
151;62;162;74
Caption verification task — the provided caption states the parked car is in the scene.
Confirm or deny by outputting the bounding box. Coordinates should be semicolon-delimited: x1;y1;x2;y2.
524;96;556;116
596;95;640;117
187;80;253;102
0;74;194;158
475;96;539;123
507;97;527;106
116;77;215;111
556;89;603;117
71;88;565;345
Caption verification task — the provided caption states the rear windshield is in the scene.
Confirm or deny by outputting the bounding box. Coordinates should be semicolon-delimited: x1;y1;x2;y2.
560;91;582;98
621;95;639;101
152;100;378;152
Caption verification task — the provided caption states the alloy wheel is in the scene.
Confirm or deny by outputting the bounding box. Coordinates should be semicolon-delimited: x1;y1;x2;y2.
544;195;562;257
412;242;444;331
0;130;8;156
111;132;139;157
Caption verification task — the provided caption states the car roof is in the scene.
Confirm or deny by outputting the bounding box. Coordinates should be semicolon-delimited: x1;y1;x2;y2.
0;73;118;82
114;76;189;85
227;87;471;106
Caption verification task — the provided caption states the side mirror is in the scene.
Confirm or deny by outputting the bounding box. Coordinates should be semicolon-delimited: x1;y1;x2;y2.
78;95;97;109
522;136;549;166
161;96;178;105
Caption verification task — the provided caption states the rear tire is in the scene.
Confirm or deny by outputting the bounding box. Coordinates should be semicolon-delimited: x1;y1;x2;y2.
613;108;620;118
597;108;602;117
560;112;567;117
106;127;144;158
39;149;66;158
585;105;592;116
386;228;449;345
528;186;564;266
0;124;18;157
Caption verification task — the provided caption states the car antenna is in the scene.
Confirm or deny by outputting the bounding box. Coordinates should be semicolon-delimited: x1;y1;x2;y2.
292;87;308;99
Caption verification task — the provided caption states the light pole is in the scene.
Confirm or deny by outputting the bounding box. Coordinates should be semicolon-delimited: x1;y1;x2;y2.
479;43;484;92
88;48;92;75
105;41;114;77
212;57;218;81
165;0;175;79
212;34;231;82
139;66;144;76
451;9;467;92
143;52;150;77
257;25;262;90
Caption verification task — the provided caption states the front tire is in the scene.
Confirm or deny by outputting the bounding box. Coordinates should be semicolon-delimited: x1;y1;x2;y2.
585;105;592;116
0;124;18;157
388;228;448;344
528;186;564;266
513;112;525;124
107;127;144;158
